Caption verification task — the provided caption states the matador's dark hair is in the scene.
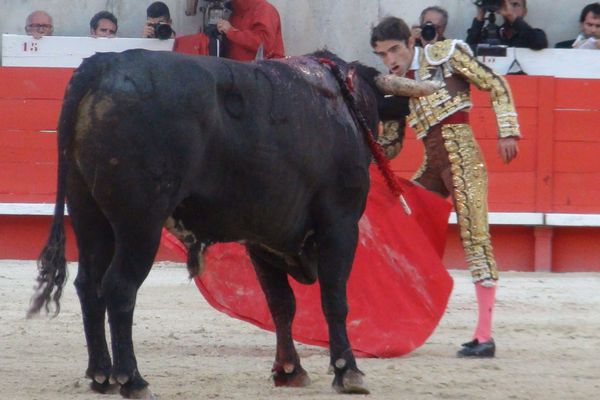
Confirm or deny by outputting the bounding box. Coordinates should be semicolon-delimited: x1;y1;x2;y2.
370;16;411;47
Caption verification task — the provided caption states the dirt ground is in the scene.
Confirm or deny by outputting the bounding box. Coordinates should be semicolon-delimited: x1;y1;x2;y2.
1;260;599;400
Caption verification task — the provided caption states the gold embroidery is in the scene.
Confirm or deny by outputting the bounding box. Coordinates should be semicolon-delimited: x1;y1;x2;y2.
408;39;521;140
449;44;520;138
406;40;520;284
408;90;472;138
442;124;499;282
378;120;403;159
424;39;457;64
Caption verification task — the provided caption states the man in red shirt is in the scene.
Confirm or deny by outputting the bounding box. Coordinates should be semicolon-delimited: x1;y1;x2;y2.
216;0;285;61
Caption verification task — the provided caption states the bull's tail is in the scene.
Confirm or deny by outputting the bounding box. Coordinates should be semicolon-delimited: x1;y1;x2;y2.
28;56;102;317
27;199;67;318
27;122;69;317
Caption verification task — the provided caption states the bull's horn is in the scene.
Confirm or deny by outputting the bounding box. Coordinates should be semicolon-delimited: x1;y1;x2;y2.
375;74;442;97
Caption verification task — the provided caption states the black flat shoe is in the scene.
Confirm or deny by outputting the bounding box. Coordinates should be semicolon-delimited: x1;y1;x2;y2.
457;338;495;358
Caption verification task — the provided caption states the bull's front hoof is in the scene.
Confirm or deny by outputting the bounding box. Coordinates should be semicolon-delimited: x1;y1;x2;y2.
332;369;370;395
272;363;311;387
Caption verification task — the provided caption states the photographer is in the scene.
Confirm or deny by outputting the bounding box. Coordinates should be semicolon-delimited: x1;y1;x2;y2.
412;6;448;46
466;0;548;50
143;1;176;39
216;0;284;61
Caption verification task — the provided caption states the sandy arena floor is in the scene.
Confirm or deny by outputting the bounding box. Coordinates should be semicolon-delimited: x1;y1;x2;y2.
1;260;598;400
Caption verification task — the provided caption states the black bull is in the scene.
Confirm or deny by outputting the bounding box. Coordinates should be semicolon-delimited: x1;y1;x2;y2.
29;49;406;397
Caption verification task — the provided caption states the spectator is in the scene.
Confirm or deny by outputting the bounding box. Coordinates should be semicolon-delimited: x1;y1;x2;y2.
143;1;176;39
412;6;449;46
555;3;600;49
216;0;284;61
90;11;118;38
466;0;548;50
25;10;54;39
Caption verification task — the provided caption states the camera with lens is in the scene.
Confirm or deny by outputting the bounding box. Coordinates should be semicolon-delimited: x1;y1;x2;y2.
474;0;503;13
203;0;231;30
152;22;173;40
199;0;232;56
473;0;505;54
420;21;437;42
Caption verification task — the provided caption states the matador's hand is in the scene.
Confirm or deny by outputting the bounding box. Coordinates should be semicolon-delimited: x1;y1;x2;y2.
498;137;519;164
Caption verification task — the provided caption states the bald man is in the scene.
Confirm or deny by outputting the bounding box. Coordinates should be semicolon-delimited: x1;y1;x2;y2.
25;10;54;39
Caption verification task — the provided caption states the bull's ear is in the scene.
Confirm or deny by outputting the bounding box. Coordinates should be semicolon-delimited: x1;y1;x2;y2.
375;74;442;97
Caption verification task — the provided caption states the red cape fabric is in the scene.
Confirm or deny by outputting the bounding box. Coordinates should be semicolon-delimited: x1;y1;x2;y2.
161;166;453;357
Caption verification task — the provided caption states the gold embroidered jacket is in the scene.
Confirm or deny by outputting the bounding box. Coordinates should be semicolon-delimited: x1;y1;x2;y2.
408;39;521;140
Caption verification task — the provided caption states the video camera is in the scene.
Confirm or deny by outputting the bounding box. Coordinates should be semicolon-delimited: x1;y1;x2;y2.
202;0;232;57
202;0;232;33
473;0;507;56
184;0;232;56
474;0;503;13
185;1;232;34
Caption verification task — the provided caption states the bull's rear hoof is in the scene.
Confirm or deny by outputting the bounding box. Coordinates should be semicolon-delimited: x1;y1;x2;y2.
333;369;370;395
272;365;311;387
120;386;156;399
90;378;119;395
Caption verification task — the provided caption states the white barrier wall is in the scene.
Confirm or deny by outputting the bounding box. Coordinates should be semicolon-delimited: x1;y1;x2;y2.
0;0;594;69
5;32;597;79
476;47;600;78
1;34;174;67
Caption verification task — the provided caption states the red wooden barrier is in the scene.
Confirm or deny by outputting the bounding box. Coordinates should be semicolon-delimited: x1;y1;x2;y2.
1;67;600;271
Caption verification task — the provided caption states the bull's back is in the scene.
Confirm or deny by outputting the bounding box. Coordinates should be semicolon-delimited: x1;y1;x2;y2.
64;50;369;242
69;49;361;172
64;51;223;215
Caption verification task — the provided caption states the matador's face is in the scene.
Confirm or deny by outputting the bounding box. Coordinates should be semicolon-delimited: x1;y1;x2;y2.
372;39;415;77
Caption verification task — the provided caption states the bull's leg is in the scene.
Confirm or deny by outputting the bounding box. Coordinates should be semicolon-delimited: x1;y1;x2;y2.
247;245;311;388
317;219;369;394
102;223;163;399
67;170;117;394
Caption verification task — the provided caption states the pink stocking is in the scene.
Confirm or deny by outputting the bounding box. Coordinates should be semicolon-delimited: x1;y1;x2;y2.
473;282;496;342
